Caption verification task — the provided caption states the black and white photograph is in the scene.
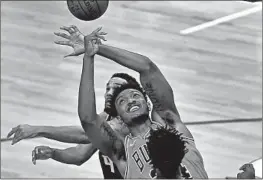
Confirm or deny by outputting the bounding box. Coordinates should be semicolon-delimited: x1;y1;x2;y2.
1;0;262;179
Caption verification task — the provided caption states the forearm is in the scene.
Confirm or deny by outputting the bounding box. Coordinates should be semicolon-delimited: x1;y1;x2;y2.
36;126;90;144
78;54;98;128
98;44;152;73
51;146;97;166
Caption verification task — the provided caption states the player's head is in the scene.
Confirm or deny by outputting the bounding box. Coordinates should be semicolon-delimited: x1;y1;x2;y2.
104;73;140;116
109;83;149;126
147;126;188;179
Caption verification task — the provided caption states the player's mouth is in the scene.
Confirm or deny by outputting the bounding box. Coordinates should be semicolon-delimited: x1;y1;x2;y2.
127;104;141;113
105;96;112;104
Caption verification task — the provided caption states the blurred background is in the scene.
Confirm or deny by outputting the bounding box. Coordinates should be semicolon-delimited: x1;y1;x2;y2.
1;1;262;178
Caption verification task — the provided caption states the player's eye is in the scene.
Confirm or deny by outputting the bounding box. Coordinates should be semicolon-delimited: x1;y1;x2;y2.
133;94;140;98
119;99;125;105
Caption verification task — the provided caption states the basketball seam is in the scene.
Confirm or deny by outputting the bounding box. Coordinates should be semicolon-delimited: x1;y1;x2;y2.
77;0;91;20
95;1;102;16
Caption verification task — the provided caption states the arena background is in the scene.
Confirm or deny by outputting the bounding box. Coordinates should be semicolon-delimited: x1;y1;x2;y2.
1;1;262;178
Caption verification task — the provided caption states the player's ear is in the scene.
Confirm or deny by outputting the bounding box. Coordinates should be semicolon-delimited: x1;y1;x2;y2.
147;102;152;112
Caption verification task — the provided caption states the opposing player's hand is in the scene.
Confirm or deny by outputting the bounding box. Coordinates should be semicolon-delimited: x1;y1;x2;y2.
7;124;38;145
54;25;106;58
32;146;54;165
84;27;106;56
237;163;255;179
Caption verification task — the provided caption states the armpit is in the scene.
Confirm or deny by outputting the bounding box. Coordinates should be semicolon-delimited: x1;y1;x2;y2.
100;122;126;160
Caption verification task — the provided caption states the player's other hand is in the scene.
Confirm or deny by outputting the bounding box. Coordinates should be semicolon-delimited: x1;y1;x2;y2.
32;146;54;165
54;25;106;58
84;27;106;57
7;124;38;145
237;163;255;179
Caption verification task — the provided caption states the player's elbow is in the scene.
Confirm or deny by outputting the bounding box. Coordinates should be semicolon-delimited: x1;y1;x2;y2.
141;57;159;74
137;56;153;73
78;114;99;134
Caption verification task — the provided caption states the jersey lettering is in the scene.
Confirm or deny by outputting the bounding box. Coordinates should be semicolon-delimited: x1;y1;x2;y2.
102;155;115;173
181;163;193;179
132;151;144;172
139;144;150;163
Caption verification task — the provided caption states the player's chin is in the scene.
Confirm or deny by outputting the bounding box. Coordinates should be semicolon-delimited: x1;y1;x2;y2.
104;103;112;113
130;111;149;123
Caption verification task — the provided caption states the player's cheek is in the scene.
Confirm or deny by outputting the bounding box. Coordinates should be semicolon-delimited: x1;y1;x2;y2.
118;105;126;116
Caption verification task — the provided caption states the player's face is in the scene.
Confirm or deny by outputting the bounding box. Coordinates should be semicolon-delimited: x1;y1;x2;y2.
114;88;148;126
104;77;127;112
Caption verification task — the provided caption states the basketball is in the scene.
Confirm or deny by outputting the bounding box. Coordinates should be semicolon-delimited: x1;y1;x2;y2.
67;0;109;21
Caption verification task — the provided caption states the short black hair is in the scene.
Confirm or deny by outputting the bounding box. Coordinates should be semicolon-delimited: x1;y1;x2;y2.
147;126;188;179
111;73;140;87
108;82;148;117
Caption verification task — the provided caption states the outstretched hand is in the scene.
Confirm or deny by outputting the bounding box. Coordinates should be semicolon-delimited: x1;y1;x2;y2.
7;124;38;145
54;25;107;57
84;27;106;57
32;146;54;165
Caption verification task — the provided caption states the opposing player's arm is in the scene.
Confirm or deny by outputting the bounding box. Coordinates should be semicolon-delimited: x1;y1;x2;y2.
39;125;90;144
97;44;192;138
78;37;125;163
51;144;98;166
34;112;107;143
140;63;193;139
32;144;97;165
7;124;90;145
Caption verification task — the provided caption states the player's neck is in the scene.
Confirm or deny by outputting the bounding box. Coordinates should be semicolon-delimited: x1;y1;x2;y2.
129;118;151;137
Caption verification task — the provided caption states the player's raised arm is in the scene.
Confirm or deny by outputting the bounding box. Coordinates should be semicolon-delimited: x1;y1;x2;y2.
78;29;125;164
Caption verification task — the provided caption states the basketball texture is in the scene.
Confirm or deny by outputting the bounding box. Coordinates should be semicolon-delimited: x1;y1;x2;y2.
67;0;109;21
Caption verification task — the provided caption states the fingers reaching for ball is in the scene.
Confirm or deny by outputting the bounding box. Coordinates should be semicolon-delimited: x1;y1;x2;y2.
54;40;73;47
91;27;107;41
54;32;71;40
60;26;75;34
69;25;80;33
54;25;107;57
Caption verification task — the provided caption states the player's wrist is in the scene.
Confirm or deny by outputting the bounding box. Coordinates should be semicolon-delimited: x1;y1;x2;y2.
84;51;95;58
50;147;56;159
35;126;52;137
31;126;42;136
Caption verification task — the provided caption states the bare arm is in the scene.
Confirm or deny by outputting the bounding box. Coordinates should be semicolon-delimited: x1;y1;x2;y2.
97;45;151;73
38;126;90;144
97;44;192;138
7;124;90;145
52;144;97;166
78;37;124;162
36;111;108;144
32;144;97;166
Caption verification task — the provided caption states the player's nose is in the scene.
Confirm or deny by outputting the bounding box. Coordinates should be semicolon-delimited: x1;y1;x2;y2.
128;98;136;104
